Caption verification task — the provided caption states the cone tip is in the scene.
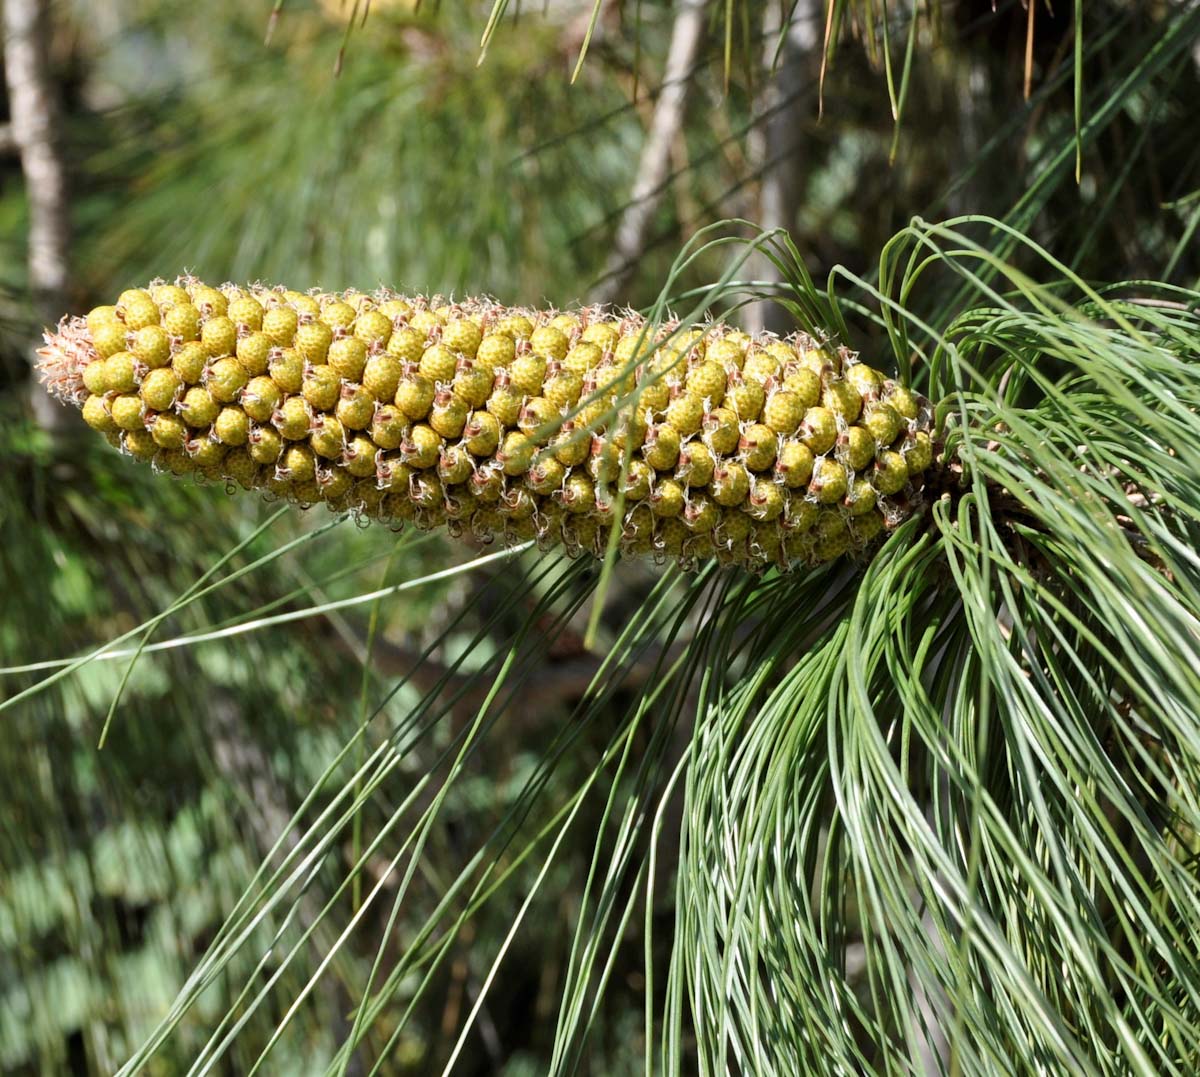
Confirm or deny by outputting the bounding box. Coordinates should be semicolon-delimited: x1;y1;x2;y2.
35;316;93;405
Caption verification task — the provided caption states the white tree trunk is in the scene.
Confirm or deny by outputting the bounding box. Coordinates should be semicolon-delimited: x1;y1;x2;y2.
4;0;72;430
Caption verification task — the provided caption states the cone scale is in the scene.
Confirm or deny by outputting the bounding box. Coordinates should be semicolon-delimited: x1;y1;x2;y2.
38;279;936;572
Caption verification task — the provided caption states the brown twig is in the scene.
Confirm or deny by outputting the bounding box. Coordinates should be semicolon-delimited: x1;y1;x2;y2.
338;623;685;731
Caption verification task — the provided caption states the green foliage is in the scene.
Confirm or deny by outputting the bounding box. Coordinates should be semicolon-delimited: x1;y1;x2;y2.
71;0;645;299
670;221;1200;1072
0;415;466;1072
11;221;1200;1072
3;0;1200;1073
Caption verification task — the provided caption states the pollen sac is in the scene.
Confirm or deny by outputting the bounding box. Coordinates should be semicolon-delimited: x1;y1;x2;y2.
38;279;937;573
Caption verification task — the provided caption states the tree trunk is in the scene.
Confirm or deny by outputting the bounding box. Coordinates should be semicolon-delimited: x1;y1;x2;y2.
4;0;72;431
590;0;708;305
741;0;818;336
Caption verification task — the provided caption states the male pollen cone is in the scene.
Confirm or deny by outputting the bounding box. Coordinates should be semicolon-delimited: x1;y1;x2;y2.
37;278;937;572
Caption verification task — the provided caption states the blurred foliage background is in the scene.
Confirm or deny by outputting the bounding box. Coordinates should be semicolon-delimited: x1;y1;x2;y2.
1;0;1198;1073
